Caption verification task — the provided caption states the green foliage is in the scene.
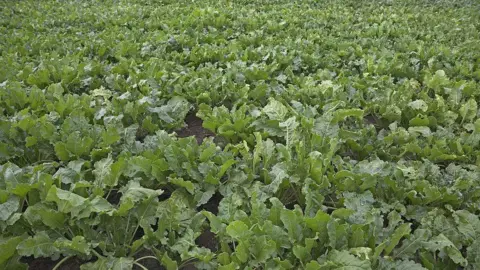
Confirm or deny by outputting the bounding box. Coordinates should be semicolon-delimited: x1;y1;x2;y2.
1;0;479;268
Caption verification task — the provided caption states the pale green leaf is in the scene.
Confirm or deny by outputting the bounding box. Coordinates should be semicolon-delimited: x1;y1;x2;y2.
226;220;249;240
408;100;428;112
263;98;289;121
17;232;59;258
0;196;20;221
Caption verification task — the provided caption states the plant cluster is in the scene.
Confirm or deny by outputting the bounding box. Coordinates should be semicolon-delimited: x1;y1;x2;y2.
1;0;479;269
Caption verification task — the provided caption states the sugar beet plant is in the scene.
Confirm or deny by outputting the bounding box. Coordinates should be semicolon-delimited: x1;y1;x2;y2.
1;0;480;269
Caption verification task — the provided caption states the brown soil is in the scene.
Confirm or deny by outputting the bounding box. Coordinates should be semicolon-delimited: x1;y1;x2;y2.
25;256;82;270
133;250;164;270
195;193;222;253
196;229;218;252
364;114;383;132
197;192;223;215
176;113;215;144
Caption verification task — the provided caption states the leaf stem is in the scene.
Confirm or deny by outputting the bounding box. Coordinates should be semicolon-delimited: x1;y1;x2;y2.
133;262;149;270
92;249;105;259
52;256;72;270
105;188;113;201
135;256;158;263
178;257;196;269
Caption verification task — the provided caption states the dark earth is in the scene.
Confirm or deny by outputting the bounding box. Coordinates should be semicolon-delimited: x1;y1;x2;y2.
175;113;215;144
23;256;82;270
26;113;218;270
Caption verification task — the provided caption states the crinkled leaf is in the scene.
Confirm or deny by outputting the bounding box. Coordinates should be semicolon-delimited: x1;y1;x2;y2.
17;232;59;258
408;100;428;112
343;191;375;224
332;108;364;123
54;236;90;256
263;98;289;121
453;210;480;242
459;99;478;122
45;186;86;213
24;204;65;229
423;234;468;267
378;258;427;270
0;196;20;221
322;250;372;269
93;155;126;187
117;181;163;215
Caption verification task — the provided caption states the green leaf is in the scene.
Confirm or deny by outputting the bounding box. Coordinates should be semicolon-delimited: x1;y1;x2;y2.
169;177;195;194
17;232;59;258
327;219;348;250
151;158;168;181
293;237;317;263
384;223;411;255
459;98;478;122
94;157;125;187
202;211;224;234
323;250;371;269
251;235;277;264
263;98;289;121
454;210;480;242
407;126;431;137
218;159;236;179
467;238;480;269
394;229;431;258
126;156;152;176
423;234;468;267
382;105;402;122
171;228;196;255
149;96;190;125
0;235;27;265
305;210;330;243
281;208;304;243
408;100;428;112
54;236;90;256
0;196;20;221
54;143;70;161
117;181;163;215
46;186;86;213
343;191;375;224
305;260;321;270
101;127;121;146
111;257;134;270
426;70;449;90
65;132;94;157
80;258;109;270
474;118;480;133
161;253;178;270
80;257;134;270
24;204;65;229
218;262;237;270
0;254;28;270
332;108;364;123
234;240;249;263
349;225;366;248
378;258;427;270
226;220;249;240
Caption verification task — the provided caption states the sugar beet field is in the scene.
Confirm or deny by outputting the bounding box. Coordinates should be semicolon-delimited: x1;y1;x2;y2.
1;0;480;269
